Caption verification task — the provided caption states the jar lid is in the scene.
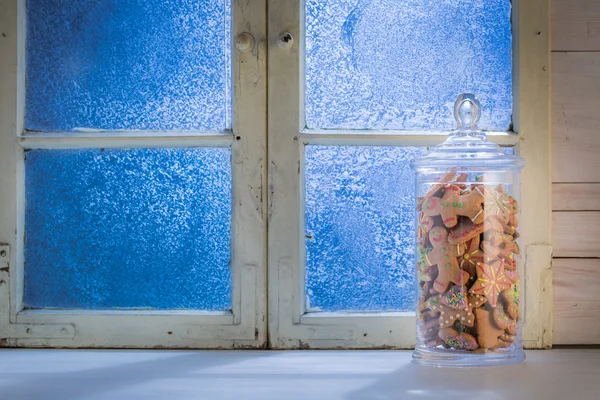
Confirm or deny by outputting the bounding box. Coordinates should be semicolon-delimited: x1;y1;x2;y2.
410;93;525;171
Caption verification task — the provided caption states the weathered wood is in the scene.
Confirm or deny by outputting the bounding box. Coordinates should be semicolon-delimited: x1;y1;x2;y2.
553;183;600;210
516;0;553;349
552;52;600;183
554;259;600;344
552;0;600;51
553;212;600;258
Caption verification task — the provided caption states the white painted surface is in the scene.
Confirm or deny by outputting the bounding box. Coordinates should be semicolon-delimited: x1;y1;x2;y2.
0;349;598;400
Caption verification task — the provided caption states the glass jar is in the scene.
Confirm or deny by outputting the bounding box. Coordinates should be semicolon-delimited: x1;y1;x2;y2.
410;93;525;366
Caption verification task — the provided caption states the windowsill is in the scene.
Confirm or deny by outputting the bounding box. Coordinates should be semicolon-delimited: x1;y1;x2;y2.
0;349;597;398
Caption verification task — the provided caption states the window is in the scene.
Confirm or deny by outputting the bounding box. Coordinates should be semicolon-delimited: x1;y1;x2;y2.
267;0;552;349
0;0;550;349
0;0;266;348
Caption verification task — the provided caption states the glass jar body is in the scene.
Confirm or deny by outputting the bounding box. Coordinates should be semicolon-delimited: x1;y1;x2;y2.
412;167;525;366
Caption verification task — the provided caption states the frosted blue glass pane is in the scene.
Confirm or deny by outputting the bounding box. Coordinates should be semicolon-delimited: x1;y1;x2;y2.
305;0;512;131
24;148;232;310
305;146;428;312
26;0;231;132
502;146;515;155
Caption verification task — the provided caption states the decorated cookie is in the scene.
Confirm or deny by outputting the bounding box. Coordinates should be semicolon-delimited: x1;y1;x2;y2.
423;170;460;200
417;248;435;282
493;307;518;335
494;337;513;349
501;284;520;321
504;257;518;271
417;213;435;246
502;193;519;214
438;328;479;350
425;226;469;293
466;293;487;309
482;232;520;260
438;303;475;329
439;285;468;309
468;260;512;307
458;236;484;281
509;214;519;229
474;307;505;350
504;268;519;284
482;187;512;224
418;294;442;313
419;280;433;300
448;219;483;245
483;215;506;233
500;333;515;343
440;285;486;309
494;333;516;350
419;315;441;332
419;294;475;329
422;185;485;228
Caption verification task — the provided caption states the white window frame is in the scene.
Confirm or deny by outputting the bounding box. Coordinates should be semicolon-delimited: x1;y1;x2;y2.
267;0;552;349
0;0;267;348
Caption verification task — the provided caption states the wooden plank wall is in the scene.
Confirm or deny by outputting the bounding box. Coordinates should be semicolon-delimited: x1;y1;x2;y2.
552;0;600;344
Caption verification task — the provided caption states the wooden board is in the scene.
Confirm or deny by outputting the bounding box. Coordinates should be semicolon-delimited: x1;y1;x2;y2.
553;212;600;257
554;303;600;344
552;52;600;183
554;259;600;344
553;183;600;210
554;258;600;344
552;0;600;51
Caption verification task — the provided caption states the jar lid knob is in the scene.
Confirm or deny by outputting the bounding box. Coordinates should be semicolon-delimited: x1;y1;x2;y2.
454;93;482;130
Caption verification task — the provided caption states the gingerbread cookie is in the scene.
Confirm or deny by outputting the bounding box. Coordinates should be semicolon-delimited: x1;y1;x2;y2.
439;285;486;310
503;266;519;284
439;285;468;309
423;170;460;200
494;336;514;349
474;306;505;350
419;315;441;332
482;187;512;224
418;294;442;314
417;248;435;283
425;226;468;293
493;307;518;335
458;236;484;281
422;185;484;228
417;213;435;246
501;284;520;321
420;289;477;329
438;303;475;329
448;219;483;245
484;215;506;233
438;328;479;350
468;260;512;307
481;232;520;260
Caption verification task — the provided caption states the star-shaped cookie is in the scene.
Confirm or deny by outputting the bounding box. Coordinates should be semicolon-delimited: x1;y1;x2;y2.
468;260;512;307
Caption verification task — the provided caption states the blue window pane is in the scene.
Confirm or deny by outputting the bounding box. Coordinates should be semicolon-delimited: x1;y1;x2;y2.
305;146;428;312
26;0;231;132
24;148;232;310
502;146;515;155
305;0;512;131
